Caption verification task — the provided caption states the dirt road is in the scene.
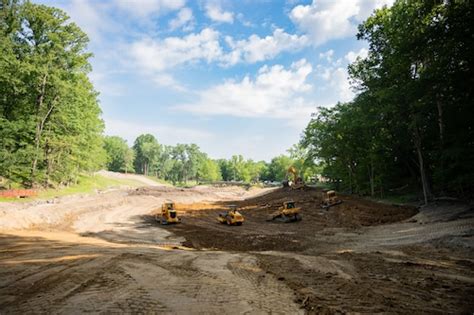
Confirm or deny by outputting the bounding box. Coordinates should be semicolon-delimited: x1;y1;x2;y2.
0;180;473;314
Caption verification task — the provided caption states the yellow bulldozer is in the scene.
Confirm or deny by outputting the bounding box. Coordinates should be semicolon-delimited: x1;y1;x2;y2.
156;202;181;225
217;205;245;226
282;166;305;189
267;200;302;223
320;190;342;209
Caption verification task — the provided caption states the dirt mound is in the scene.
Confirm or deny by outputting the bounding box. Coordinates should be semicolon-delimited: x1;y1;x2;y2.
163;187;417;252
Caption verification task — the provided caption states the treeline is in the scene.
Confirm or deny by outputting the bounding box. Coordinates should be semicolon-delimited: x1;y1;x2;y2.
301;1;473;202
0;2;105;188
104;134;318;185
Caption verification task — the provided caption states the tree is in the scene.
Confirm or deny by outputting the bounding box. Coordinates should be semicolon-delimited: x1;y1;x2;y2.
302;0;474;201
133;134;160;176
267;155;293;182
0;1;105;187
197;158;222;182
103;136;134;173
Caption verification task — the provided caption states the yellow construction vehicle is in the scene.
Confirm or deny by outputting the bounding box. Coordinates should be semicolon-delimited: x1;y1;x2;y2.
320;190;342;209
267;200;302;223
157;202;181;225
217;205;244;226
282;166;305;189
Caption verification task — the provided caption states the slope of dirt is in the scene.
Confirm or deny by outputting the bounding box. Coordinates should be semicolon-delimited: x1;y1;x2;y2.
1;184;472;314
0;232;302;314
161;187;474;313
164;187;418;252
257;246;474;314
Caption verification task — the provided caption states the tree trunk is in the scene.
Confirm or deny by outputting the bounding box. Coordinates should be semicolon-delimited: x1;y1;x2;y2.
369;161;375;197
348;164;353;194
436;96;444;145
436;95;446;193
30;73;48;184
413;126;432;205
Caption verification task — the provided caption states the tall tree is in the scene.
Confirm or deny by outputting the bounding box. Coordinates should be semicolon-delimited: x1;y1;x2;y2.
103;136;134;173
133;134;160;176
0;1;105;187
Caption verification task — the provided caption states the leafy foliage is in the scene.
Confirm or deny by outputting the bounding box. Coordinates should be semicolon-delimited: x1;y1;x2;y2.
301;0;474;201
0;1;105;188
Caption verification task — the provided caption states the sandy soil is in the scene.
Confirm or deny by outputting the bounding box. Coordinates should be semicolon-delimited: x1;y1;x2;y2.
0;177;473;314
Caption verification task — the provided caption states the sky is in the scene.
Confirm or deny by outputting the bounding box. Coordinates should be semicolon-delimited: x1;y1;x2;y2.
37;0;394;161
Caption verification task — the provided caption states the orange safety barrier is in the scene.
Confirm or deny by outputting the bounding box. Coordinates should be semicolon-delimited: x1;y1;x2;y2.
0;189;38;198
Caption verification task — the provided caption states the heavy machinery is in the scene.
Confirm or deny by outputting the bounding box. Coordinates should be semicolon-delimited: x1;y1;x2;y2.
217;205;245;226
320;190;342;209
157;202;181;225
282;166;305;189
267;200;302;223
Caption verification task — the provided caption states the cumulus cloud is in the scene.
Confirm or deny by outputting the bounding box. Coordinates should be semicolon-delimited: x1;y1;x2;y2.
130;28;223;72
223;29;308;65
315;65;354;103
115;0;185;18
319;49;334;62
105;118;214;145
176;59;314;126
169;7;194;31
345;47;368;63
205;2;234;23
290;0;394;46
127;27;313;88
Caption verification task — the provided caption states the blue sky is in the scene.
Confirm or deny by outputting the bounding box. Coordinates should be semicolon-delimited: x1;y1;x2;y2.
37;0;393;161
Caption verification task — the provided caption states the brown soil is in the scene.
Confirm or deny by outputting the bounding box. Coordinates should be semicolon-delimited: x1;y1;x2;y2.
161;187;474;313
163;187;418;252
1;179;473;314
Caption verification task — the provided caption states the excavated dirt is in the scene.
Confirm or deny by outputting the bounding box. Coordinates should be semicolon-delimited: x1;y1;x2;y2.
160;187;474;313
162;187;418;252
1;180;473;314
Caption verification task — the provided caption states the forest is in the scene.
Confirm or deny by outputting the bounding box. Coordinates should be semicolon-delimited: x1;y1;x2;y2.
1;1;473;203
301;1;473;202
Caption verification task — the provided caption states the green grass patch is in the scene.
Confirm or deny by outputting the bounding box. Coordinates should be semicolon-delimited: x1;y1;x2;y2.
0;174;144;202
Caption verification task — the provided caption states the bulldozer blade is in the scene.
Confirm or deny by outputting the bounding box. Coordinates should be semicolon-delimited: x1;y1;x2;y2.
321;200;342;210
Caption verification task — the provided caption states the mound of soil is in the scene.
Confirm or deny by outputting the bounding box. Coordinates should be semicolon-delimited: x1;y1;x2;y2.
163;187;418;252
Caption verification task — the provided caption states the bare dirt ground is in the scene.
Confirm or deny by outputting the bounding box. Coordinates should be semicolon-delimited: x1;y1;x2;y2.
0;177;473;314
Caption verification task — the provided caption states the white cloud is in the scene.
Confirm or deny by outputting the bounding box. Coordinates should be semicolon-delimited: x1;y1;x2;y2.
329;67;353;102
176;59;315;127
169;7;194;31
290;0;394;46
128;27;313;88
152;74;187;91
316;65;354;103
223;29;308;65
130;28;223;72
115;0;185;18
61;0;117;42
319;49;334;62
345;47;368;63
105;118;214;146
205;2;234;23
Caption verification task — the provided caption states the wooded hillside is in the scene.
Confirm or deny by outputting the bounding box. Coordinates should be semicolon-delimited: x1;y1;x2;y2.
0;1;105;187
301;1;474;202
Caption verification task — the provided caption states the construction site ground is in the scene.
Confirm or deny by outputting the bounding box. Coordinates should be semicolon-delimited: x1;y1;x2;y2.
0;175;473;314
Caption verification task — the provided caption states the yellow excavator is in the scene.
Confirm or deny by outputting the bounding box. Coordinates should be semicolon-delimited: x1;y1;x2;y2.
156;202;181;225
267;200;302;223
217;205;245;226
282;166;305;189
320;190;342;209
